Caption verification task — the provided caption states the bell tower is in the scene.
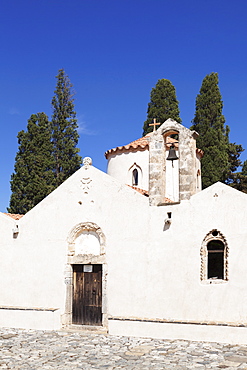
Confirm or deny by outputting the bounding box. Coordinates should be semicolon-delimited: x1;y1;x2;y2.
148;119;202;206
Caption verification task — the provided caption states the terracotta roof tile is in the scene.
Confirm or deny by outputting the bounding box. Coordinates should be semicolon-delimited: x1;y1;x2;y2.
126;186;174;201
163;197;175;204
127;185;149;197
4;213;24;220
105;133;203;158
105;133;151;159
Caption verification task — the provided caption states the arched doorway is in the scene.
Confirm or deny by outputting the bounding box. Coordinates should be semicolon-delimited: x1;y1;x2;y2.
64;222;107;327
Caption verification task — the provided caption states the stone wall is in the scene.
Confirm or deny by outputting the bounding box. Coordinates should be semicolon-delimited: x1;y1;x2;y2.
149;119;200;205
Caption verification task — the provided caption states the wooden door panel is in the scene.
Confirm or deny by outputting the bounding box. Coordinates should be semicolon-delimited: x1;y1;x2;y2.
72;265;83;325
72;265;102;325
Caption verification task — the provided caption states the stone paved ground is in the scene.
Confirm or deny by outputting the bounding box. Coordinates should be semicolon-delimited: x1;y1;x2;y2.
1;328;247;369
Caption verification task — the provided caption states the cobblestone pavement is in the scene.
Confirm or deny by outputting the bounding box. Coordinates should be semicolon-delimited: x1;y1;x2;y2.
1;328;247;369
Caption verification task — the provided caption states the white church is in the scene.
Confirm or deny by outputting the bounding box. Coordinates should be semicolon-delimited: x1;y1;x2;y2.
1;118;247;345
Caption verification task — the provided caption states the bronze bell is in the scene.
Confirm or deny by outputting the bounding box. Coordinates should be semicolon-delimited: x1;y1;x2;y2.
166;144;179;161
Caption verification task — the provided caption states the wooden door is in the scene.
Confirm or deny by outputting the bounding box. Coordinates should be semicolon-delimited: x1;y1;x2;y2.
72;264;102;325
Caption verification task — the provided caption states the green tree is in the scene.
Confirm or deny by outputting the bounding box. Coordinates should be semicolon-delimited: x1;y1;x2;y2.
191;72;237;188
242;160;247;176
51;69;82;186
8;113;55;214
229;159;247;193
225;142;244;185
143;79;181;136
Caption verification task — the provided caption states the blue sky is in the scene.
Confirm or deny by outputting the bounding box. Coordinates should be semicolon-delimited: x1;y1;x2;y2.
0;0;247;212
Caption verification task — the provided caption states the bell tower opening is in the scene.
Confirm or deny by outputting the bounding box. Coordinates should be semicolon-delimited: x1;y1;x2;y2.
164;131;179;202
148;119;201;206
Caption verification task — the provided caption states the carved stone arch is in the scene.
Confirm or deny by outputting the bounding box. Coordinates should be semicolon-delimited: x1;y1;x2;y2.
160;120;181;136
163;128;179;138
67;222;106;257
162;129;179;153
200;229;229;282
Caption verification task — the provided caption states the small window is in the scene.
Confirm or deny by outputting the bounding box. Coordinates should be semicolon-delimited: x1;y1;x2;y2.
196;169;201;191
132;168;138;186
128;163;142;188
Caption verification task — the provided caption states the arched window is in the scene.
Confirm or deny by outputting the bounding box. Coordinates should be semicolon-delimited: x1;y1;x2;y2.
128;163;142;188
196;169;201;191
200;229;228;283
132;168;138;186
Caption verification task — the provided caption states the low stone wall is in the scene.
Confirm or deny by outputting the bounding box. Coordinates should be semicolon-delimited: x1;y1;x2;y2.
0;306;60;330
108;317;247;345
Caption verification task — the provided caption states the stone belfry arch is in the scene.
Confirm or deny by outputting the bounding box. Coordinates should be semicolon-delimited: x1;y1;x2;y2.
148;119;202;206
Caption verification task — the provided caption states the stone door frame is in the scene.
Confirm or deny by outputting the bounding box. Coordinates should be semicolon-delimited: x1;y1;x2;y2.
62;222;108;328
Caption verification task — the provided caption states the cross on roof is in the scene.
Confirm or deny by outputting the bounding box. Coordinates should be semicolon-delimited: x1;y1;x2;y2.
149;118;161;132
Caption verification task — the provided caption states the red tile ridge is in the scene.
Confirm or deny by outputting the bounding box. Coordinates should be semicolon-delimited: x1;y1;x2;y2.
105;133;203;159
3;213;24;220
126;185;149;197
163;197;174;203
105;133;151;159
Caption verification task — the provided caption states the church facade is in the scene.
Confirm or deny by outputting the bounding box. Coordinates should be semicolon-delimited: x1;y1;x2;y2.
1;119;247;344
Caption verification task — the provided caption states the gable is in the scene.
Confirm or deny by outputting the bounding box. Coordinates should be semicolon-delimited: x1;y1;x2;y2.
191;181;247;203
16;161;149;243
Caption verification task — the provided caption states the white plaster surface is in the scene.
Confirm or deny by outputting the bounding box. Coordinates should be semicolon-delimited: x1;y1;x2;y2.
109;320;247;345
0;309;60;330
74;231;100;256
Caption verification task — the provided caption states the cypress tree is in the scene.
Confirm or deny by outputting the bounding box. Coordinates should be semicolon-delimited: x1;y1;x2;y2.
240;160;247;193
8;113;55;214
242;160;247;176
226;142;244;184
51;69;82;186
143;79;181;136
191;73;231;188
228;159;247;193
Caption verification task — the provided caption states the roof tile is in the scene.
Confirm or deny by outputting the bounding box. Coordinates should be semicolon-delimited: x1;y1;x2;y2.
127;185;149;197
4;213;24;220
105;134;151;159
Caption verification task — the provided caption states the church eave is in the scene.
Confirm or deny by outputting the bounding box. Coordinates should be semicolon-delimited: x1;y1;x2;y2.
105;144;148;159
